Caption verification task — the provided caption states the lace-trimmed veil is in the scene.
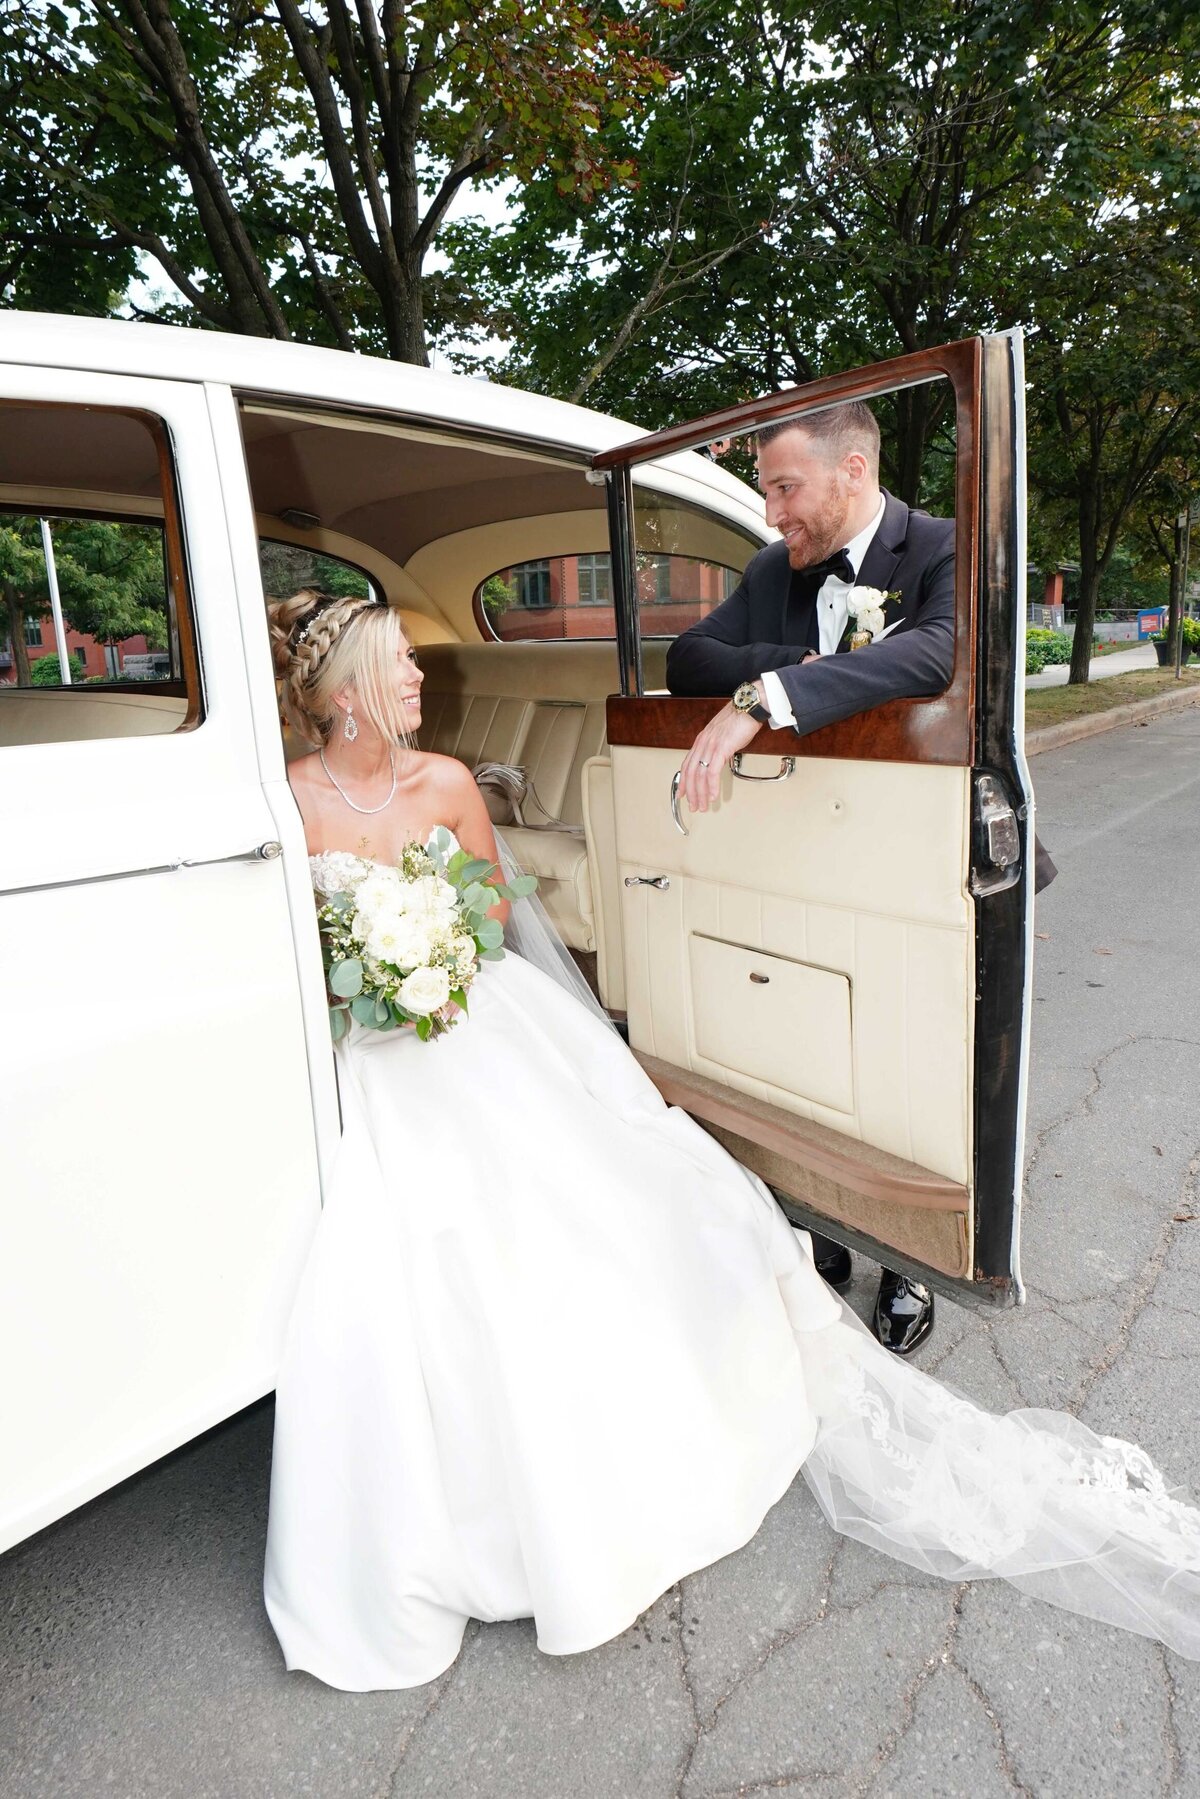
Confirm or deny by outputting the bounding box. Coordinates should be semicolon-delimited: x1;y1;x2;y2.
494;830;617;1032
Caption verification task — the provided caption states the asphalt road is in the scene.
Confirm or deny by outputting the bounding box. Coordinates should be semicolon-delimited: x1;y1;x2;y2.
3;709;1200;1799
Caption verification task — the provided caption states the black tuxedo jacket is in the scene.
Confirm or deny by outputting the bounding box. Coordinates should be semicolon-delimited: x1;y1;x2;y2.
664;490;955;737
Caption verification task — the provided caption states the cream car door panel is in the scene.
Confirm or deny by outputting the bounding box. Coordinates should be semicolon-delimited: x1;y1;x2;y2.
689;934;855;1114
613;747;973;1187
595;333;1031;1305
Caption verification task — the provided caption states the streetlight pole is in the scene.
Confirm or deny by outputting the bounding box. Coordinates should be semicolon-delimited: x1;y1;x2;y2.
39;519;73;685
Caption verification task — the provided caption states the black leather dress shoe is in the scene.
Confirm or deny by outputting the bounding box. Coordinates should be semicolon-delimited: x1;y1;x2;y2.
872;1270;935;1355
812;1241;853;1291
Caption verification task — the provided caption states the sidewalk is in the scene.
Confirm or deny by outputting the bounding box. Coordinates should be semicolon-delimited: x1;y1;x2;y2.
1026;642;1156;688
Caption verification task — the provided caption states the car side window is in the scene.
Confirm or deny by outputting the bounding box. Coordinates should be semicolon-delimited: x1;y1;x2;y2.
0;404;201;747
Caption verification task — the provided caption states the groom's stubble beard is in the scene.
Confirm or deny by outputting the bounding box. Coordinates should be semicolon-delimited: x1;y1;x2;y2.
781;469;853;571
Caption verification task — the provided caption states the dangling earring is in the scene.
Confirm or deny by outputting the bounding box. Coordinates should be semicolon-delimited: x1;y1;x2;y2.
343;706;358;743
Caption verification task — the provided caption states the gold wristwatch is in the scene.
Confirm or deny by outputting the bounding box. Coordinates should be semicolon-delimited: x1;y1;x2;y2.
732;681;770;724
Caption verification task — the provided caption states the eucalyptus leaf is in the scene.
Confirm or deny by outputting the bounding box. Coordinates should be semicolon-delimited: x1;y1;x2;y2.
374;996;392;1026
329;1006;348;1041
459;857;495;883
330;957;364;997
477;918;504;949
508;874;538;897
350;993;378;1024
478;945;506;961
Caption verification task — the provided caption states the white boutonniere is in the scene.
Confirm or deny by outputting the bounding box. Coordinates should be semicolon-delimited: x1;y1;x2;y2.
846;585;901;646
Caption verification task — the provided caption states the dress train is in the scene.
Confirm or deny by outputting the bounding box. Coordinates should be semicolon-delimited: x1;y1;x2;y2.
264;849;1200;1691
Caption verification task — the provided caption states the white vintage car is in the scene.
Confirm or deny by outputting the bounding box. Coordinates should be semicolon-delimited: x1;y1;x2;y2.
0;315;1032;1555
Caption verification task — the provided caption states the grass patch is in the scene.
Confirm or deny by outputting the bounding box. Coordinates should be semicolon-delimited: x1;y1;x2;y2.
1025;666;1200;728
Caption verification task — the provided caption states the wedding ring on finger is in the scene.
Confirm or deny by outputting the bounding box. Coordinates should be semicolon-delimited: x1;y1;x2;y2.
698;758;709;769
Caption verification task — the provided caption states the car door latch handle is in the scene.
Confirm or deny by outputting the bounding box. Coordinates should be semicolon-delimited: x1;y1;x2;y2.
731;754;796;782
181;841;283;868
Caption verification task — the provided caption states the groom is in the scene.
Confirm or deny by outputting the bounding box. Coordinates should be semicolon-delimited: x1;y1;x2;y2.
665;400;954;1356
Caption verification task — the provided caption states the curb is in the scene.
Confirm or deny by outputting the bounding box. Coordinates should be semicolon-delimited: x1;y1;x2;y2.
1025;682;1200;757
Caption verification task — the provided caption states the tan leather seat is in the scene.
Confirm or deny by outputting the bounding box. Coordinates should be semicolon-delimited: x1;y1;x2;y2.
416;642;669;956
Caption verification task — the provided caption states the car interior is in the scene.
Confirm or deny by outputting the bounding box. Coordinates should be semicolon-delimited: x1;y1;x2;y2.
2;365;1007;1301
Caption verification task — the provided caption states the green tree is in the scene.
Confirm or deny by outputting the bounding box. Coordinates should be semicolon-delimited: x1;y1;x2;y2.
0;517;168;686
457;0;1198;505
1025;176;1200;681
3;0;672;362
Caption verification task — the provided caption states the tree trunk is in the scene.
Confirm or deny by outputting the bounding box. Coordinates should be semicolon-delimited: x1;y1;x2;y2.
891;386;931;507
4;585;32;686
383;260;428;366
1166;515;1184;661
1069;496;1101;685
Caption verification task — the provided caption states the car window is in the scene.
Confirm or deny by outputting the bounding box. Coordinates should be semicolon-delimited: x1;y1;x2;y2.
258;540;380;604
0;404;201;746
476;549;743;642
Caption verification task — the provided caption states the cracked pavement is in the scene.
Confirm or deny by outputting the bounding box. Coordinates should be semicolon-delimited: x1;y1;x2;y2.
2;710;1199;1799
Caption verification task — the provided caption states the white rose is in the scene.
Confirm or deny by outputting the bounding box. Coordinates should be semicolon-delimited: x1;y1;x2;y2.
856;605;885;639
396;964;452;1014
451;932;477;966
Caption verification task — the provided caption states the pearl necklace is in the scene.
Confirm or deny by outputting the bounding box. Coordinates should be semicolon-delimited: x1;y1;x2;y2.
319;747;397;815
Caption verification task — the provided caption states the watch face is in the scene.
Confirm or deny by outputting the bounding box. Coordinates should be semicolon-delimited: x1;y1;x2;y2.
734;683;757;712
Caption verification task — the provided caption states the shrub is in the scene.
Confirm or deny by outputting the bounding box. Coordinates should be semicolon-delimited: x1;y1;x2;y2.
30;650;85;685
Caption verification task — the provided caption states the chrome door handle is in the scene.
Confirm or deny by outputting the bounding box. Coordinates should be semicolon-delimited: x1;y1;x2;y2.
670;770;689;836
625;875;670;890
0;841;285;899
731;754;796;782
181;841;283;868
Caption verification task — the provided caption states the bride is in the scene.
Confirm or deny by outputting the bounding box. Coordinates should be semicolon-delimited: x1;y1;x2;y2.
264;587;1200;1693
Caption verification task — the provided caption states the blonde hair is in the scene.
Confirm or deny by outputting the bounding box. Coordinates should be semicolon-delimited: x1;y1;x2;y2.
267;589;416;749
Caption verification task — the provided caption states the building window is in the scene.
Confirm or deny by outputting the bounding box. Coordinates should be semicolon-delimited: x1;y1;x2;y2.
24;615;42;647
577;554;612;607
648;556;672;603
514;561;551;608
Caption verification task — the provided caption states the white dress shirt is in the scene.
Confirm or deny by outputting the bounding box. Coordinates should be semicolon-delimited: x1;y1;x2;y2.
758;494;886;730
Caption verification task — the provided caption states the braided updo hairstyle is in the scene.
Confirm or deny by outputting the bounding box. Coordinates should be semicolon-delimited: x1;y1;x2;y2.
267;588;416;749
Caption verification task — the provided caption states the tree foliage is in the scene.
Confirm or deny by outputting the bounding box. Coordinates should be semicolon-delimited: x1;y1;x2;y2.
2;0;673;362
0;517;168;687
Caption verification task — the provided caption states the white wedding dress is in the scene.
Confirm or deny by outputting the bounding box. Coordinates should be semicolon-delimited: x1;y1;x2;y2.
264;839;1200;1692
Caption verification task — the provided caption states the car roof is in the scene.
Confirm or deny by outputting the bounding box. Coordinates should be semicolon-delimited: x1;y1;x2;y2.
0;312;765;527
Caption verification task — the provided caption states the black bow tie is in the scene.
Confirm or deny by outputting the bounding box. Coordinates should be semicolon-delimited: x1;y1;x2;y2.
806;547;854;584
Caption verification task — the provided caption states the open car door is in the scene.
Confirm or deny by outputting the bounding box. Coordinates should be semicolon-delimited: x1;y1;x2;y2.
593;333;1031;1306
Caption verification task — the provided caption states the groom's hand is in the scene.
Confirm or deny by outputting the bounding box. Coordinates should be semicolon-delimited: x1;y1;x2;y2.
679;701;765;815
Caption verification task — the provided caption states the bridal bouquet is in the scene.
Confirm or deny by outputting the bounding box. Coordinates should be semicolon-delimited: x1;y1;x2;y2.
312;828;536;1042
